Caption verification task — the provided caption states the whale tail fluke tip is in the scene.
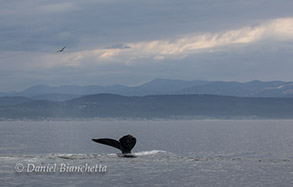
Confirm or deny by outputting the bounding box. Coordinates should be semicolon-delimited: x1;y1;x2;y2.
92;135;136;154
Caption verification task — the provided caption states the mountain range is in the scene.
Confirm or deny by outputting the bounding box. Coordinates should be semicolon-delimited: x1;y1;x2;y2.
1;79;293;101
1;94;293;120
1;79;293;120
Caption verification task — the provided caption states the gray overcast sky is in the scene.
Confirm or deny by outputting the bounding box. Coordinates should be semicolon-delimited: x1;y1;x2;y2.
0;0;293;91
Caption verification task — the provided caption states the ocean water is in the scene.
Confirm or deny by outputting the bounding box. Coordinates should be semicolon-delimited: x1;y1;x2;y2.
1;120;293;187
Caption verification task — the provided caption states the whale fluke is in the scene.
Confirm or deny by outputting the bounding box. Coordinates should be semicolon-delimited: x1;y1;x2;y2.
92;134;136;154
92;138;121;150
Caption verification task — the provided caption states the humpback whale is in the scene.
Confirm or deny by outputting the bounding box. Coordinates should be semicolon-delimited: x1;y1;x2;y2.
92;134;136;155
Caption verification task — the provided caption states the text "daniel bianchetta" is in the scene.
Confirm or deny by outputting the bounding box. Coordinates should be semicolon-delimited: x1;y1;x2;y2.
15;163;107;173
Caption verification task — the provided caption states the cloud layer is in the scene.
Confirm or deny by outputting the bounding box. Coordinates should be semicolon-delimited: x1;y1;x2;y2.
69;18;292;63
0;0;293;91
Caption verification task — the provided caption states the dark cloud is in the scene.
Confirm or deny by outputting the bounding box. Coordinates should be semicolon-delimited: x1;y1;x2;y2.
1;0;292;51
0;0;292;90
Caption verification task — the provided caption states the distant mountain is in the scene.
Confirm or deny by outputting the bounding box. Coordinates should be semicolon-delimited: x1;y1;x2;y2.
0;96;33;106
1;79;293;99
0;91;17;97
135;78;209;92
178;80;293;97
16;79;209;97
18;84;128;96
30;93;82;101
1;94;293;120
114;79;210;96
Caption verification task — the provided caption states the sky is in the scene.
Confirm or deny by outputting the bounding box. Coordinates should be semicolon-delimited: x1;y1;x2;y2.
0;0;293;91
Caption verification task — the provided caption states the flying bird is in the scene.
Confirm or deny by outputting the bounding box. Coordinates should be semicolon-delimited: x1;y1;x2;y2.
56;46;66;53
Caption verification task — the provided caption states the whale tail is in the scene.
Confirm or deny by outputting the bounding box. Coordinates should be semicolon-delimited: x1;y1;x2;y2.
92;134;136;154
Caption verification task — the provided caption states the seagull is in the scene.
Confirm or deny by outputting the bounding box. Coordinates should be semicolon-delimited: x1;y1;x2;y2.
56;46;66;53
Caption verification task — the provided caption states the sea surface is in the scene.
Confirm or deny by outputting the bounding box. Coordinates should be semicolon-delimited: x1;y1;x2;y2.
1;120;293;187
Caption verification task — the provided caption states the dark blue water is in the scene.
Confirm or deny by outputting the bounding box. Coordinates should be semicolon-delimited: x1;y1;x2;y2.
1;120;293;186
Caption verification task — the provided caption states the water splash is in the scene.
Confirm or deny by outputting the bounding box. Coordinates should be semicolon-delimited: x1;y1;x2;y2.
133;150;166;156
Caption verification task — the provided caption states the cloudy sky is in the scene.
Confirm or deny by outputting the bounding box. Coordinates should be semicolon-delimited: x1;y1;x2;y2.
0;0;293;91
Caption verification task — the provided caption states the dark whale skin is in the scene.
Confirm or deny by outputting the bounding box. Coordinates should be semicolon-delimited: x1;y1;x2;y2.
92;134;136;154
